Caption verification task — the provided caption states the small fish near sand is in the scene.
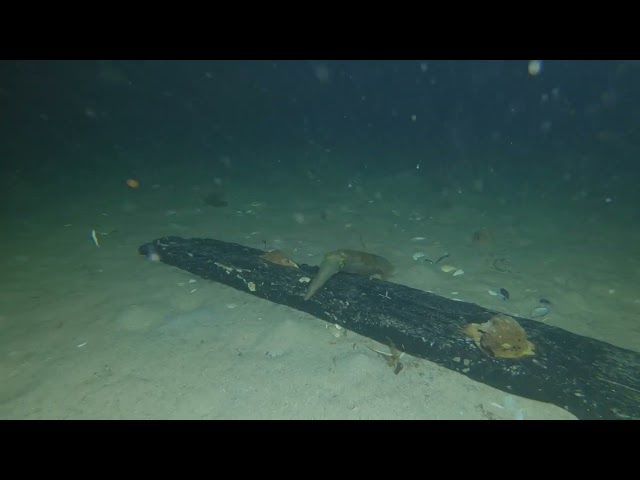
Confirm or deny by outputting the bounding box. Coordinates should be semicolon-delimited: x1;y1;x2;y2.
303;249;393;300
203;191;228;207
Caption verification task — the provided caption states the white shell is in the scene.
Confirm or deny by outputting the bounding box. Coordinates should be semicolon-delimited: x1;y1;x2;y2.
531;306;549;318
412;252;426;260
453;269;464;276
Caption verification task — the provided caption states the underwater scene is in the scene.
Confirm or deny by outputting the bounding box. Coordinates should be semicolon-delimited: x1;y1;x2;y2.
1;60;638;419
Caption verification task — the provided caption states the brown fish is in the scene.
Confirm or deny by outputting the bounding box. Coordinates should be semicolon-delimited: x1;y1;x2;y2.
304;249;393;300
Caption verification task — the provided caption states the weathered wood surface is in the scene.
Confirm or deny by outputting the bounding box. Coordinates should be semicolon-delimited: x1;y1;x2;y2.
139;236;640;420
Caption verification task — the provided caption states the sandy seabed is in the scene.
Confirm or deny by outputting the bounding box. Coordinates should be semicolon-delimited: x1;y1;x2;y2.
2;166;638;420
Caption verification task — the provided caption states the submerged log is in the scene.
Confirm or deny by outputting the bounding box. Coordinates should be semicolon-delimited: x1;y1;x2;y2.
138;236;640;420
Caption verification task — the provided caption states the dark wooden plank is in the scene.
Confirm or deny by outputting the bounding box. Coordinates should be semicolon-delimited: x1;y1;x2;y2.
139;236;640;420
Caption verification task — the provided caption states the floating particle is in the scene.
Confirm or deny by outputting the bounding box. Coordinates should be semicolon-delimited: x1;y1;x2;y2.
528;60;543;76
